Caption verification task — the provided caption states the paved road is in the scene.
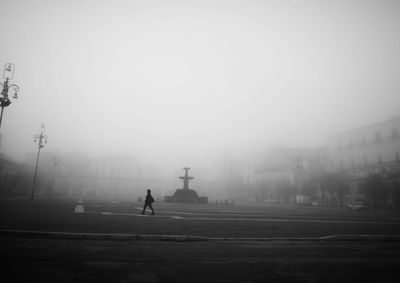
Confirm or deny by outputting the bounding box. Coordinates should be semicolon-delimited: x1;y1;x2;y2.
2;198;400;238
1;198;400;282
2;236;400;282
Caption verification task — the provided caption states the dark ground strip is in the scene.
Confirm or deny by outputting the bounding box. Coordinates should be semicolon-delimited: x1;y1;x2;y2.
1;237;400;283
1;229;400;242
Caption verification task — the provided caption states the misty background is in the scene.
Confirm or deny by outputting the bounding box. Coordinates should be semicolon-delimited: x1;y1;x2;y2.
1;0;399;175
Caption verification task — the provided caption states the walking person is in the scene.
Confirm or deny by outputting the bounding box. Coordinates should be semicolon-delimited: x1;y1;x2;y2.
142;189;155;215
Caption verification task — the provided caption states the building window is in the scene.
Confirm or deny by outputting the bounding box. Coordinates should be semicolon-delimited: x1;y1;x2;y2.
392;128;399;140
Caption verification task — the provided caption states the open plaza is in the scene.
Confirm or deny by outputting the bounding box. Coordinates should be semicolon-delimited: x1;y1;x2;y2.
1;1;400;282
1;197;400;282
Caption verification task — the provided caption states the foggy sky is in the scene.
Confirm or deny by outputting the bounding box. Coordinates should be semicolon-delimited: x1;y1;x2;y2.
1;0;399;170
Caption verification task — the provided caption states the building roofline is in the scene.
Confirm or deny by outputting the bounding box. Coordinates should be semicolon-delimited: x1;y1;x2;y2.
328;116;400;138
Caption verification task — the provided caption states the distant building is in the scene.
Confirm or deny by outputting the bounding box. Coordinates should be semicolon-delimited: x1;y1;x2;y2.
326;116;400;200
248;146;331;204
23;152;171;200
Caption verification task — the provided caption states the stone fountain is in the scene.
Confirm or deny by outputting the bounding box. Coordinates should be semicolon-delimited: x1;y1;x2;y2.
164;167;208;203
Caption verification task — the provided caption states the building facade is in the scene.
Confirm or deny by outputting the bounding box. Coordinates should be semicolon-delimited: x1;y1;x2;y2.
245;117;400;207
327;117;400;200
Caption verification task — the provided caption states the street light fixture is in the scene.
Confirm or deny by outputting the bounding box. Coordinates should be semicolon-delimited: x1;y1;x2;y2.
30;124;48;200
0;63;20;128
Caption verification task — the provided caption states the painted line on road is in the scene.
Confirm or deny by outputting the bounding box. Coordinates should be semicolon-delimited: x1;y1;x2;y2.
84;211;400;225
101;212;187;220
174;216;400;225
96;212;169;218
134;207;194;215
85;203;382;221
1;229;400;242
130;207;385;220
115;207;360;220
171;216;183;219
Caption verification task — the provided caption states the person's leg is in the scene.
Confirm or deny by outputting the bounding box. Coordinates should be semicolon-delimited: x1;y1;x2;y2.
142;203;147;214
149;203;155;215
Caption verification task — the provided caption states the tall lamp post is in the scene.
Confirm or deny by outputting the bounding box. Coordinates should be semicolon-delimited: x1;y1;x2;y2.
294;157;303;204
0;63;20;128
30;124;48;200
49;151;59;198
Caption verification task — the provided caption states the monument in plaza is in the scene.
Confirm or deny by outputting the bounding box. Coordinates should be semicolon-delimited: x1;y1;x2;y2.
164;167;208;203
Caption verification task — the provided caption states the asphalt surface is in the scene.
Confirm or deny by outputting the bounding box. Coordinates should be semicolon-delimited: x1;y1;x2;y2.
2;237;400;283
2;198;400;238
1;197;400;282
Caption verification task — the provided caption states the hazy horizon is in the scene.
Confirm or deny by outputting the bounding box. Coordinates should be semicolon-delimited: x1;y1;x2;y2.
1;0;399;171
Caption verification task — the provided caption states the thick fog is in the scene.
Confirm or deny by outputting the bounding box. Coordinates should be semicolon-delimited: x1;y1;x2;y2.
1;0;400;172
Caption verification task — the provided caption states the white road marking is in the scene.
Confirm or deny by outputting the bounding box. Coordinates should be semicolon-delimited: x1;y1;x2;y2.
91;211;400;225
2;229;399;241
134;207;193;215
82;202;400;225
130;207;327;218
98;211;171;218
173;217;400;225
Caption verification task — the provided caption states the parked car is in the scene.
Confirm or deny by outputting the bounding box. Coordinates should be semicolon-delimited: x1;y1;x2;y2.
347;201;369;210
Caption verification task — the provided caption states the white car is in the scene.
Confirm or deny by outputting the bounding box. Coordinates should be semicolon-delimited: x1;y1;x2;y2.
347;201;369;210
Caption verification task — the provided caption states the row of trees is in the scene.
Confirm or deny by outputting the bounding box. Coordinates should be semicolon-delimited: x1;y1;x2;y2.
0;155;51;197
362;174;400;209
253;172;400;210
300;173;400;209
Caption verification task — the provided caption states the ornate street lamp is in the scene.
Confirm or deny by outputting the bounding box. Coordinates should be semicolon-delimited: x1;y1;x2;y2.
30;124;48;200
0;63;20;128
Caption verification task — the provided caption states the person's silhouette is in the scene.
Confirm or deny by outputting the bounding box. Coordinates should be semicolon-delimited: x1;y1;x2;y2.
141;189;155;215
